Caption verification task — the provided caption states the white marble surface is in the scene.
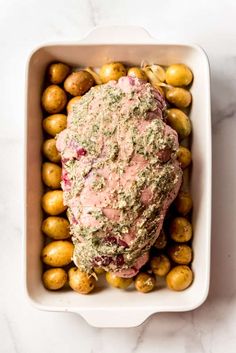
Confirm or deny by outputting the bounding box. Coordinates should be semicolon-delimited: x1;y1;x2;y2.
0;0;236;352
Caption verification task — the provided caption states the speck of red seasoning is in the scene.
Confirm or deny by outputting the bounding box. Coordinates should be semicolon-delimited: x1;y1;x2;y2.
76;148;87;157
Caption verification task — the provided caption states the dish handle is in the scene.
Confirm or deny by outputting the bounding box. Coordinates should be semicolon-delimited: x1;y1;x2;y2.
80;25;156;44
71;308;154;328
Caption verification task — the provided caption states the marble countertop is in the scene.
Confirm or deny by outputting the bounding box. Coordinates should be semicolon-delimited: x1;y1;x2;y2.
0;0;236;352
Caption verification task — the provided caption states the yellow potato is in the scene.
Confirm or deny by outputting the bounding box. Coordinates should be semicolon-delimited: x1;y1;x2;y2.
166;109;192;139
127;67;147;81
42;162;62;189
135;273;156;293
41;85;67;114
168;244;192;265
67;96;82;113
166;265;193;291
170;217;193;242
42;268;67;290
105;272;132;289
41;240;74;267
175;191;193;215
42;190;67;215
99;62;126;83
166;87;192;108
64;71;94;96
42;216;70;240
42;114;67;137
42;138;61;163
150;255;171;277
177;146;192;169
68;267;95;294
47;63;70;84
166;64;193;86
154;230;167;249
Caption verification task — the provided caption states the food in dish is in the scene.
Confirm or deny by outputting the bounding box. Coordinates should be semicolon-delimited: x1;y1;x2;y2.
57;76;182;277
40;61;194;294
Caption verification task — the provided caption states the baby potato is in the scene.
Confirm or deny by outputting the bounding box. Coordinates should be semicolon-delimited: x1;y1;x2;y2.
166;87;192;108
67;96;82;113
41;240;74;267
99;62;126;83
170;217;193;242
127;67;147;81
106;272;133;289
42;190;67;215
64;71;94;96
42;85;67;114
68;267;95;294
42;216;70;240
175;191;193;215
166;109;191;139
166;64;193;87
42;162;62;189
47;63;70;84
154;230;167;249
166;265;193;291
177;146;192;169
150;255;171;277
42;138;61;163
168;244;192;265
42;114;67;137
42;268;67;290
135;273;156;293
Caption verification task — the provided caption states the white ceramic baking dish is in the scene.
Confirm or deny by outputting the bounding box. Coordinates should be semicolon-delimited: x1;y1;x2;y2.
24;26;212;328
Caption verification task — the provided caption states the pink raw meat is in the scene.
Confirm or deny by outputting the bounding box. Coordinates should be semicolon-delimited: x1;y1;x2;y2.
57;76;182;277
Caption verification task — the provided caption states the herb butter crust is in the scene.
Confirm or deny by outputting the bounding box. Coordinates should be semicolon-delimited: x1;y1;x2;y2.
57;76;182;278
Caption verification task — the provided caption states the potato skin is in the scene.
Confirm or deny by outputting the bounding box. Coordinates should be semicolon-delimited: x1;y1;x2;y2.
48;63;70;84
150;255;171;277
42;216;70;240
105;272;132;289
166;109;191;139
166;265;193;291
99;62;126;83
68;267;95;294
67;96;81;113
166;64;193;86
42;138;61;163
42;190;67;215
42;268;67;290
127;67;147;81
166;87;192;108
41;240;74;267
177;146;192;169
64;71;94;96
42;85;67;114
42;114;67;137
135;273;156;293
42;162;62;189
175;191;193;215
169;217;193;242
168;244;192;265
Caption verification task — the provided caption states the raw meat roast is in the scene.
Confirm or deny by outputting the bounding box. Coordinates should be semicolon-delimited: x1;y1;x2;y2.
57;76;182;277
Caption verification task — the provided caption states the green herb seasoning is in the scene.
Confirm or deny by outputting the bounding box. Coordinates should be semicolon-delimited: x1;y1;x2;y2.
57;77;182;273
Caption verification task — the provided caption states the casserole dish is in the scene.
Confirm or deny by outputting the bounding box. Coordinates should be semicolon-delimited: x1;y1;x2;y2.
24;26;212;328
